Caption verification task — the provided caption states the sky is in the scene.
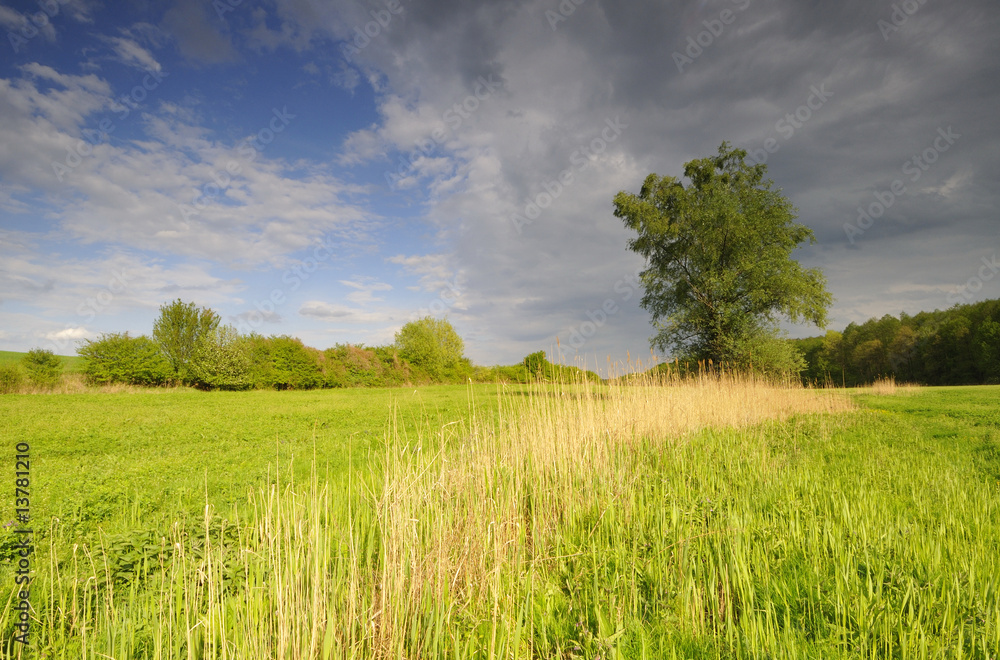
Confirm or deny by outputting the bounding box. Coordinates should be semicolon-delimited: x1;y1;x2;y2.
0;0;997;373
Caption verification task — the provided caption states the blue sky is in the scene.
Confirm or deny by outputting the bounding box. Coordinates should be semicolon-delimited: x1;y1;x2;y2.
1;0;998;372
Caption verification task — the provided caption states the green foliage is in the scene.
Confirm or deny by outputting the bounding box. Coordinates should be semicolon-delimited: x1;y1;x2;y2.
21;347;63;387
1;350;83;373
473;364;531;383
152;299;220;382
321;344;411;388
244;335;323;390
0;364;25;394
188;325;251;391
614;141;831;373
394;317;466;380
522;351;547;376
974;318;1000;383
39;311;481;391
471;354;601;384
734;332;807;377
77;333;173;386
792;297;1000;386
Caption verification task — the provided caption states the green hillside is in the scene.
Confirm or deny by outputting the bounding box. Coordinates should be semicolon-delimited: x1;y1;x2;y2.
0;350;85;374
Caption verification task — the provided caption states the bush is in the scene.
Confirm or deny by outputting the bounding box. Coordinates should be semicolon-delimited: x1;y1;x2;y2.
395;317;466;381
21;348;63;388
472;357;601;385
739;334;807;378
245;335;323;390
523;351;547;377
188;326;251;391
473;365;531;384
321;344;410;388
152;299;220;383
0;364;25;394
78;333;173;386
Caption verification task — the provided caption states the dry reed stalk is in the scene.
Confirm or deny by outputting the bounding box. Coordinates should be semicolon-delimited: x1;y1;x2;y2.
367;373;854;653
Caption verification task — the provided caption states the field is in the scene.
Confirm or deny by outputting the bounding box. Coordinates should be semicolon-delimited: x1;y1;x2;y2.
0;352;84;374
1;379;998;658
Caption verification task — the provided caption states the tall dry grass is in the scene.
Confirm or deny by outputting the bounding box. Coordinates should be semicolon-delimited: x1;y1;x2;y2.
363;373;852;656
11;372;865;659
0;373;170;395
864;375;922;396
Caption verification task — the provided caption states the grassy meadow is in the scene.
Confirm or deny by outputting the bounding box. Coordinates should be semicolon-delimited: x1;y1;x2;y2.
0;377;998;658
0;351;84;374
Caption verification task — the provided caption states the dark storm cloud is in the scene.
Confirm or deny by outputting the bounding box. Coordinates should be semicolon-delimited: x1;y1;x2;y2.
277;0;999;362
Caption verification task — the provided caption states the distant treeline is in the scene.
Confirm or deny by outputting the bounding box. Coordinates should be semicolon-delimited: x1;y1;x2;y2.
791;298;1000;386
66;299;601;391
76;333;598;390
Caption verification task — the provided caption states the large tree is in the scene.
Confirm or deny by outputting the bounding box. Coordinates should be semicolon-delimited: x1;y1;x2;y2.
152;299;220;381
613;142;831;371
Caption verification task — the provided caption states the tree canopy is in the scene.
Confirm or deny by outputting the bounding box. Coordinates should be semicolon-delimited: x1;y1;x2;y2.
152;299;220;382
613;141;831;372
792;298;1000;386
394;317;466;379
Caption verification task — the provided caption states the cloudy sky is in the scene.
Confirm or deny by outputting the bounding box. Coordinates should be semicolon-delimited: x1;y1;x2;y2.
1;0;997;371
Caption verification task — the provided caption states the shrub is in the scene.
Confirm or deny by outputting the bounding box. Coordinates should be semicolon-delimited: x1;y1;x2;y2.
21;348;63;388
78;333;173;386
0;364;25;394
246;335;323;390
321;344;410;388
188;326;251;391
372;346;411;386
474;365;531;384
395;317;466;381
523;351;547;377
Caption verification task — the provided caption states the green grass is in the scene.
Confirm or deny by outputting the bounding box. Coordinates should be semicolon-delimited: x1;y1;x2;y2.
0;350;84;374
0;383;998;657
0;385;497;543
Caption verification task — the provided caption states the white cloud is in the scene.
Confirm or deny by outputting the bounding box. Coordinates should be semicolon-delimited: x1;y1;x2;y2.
106;36;163;72
386;253;457;292
298;301;399;324
0;68;375;268
0;6;57;42
45;326;89;341
339;278;393;304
